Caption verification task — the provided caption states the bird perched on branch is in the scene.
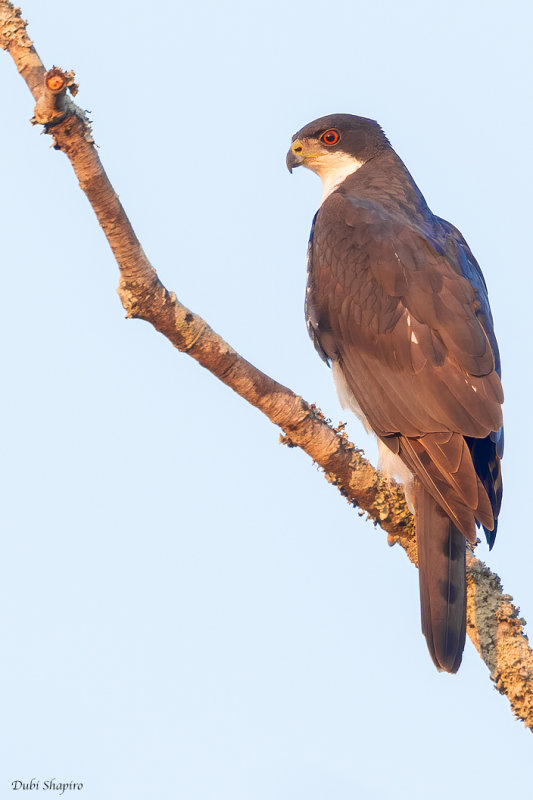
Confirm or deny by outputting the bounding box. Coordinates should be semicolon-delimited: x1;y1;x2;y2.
287;114;503;672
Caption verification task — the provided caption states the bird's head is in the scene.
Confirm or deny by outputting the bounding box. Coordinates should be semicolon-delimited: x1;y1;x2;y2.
286;114;390;197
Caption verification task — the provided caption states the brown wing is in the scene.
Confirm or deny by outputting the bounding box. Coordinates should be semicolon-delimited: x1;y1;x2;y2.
307;192;503;539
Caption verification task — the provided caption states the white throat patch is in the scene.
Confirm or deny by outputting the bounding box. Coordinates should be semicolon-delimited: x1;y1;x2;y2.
304;152;364;205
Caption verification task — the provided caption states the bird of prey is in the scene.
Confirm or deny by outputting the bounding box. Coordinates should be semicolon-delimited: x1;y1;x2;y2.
286;114;503;673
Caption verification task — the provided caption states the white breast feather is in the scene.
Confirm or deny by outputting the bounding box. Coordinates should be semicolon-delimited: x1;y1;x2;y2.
332;362;414;511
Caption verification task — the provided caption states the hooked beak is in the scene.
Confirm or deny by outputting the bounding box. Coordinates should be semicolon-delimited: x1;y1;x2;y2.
286;139;305;173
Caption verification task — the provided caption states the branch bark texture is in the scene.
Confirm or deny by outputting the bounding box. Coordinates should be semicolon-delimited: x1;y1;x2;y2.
2;1;532;731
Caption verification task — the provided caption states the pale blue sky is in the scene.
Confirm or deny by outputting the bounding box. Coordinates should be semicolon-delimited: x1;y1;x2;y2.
1;1;532;798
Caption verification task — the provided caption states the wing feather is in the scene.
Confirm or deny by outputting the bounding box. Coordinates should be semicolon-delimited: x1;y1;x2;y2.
307;189;503;535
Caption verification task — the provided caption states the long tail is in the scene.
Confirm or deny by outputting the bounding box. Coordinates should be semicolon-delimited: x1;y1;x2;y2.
414;480;467;673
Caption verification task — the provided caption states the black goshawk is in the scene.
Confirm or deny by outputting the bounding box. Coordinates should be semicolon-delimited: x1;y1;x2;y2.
287;114;503;672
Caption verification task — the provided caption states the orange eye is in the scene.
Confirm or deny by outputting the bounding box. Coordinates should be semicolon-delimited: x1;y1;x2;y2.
320;129;340;146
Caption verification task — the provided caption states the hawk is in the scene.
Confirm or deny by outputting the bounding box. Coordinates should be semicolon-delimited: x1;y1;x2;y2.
287;114;503;672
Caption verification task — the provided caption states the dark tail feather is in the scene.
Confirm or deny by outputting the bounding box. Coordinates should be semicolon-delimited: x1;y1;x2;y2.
414;480;467;673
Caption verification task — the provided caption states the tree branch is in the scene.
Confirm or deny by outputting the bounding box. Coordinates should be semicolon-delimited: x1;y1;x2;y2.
2;1;532;731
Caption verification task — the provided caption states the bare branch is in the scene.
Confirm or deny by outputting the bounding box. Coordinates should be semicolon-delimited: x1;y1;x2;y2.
1;0;532;731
